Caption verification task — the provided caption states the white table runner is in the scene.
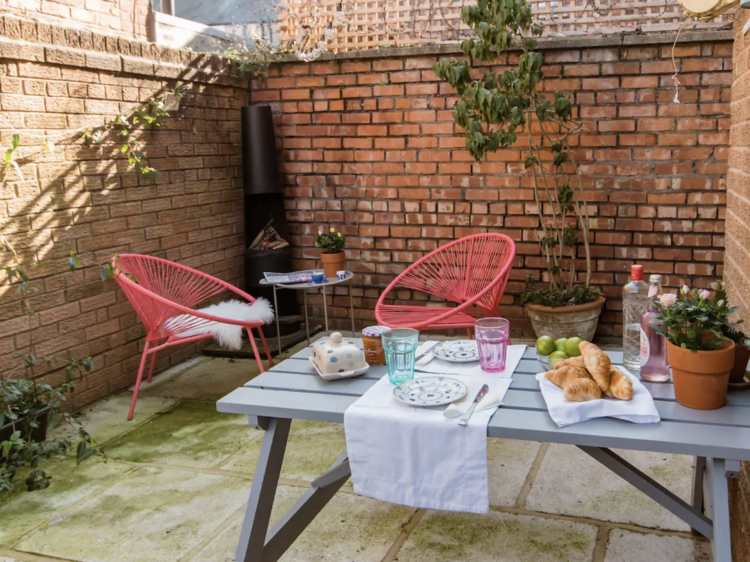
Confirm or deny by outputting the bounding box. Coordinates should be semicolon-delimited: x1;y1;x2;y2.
344;369;513;514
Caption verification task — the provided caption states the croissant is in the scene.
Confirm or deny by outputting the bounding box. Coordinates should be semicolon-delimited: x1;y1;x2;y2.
605;367;634;401
579;341;611;392
563;378;602;402
554;355;585;369
545;366;590;389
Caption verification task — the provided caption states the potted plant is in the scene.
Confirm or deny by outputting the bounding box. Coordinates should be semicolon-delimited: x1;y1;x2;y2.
432;0;602;341
712;281;749;383
652;286;738;410
316;227;347;278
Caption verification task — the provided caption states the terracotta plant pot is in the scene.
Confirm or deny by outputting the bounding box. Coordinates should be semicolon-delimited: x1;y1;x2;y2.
525;296;606;341
320;251;345;278
729;343;750;384
667;339;735;410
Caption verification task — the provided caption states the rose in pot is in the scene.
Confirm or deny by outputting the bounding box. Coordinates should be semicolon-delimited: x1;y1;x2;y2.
651;285;741;410
315;227;347;278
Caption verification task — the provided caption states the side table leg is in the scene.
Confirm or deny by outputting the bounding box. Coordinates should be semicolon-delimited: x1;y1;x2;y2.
235;418;291;562
349;278;355;337
304;290;310;345
708;458;732;562
273;285;281;356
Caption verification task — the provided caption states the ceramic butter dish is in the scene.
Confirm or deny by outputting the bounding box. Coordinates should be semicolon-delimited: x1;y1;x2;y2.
310;332;370;381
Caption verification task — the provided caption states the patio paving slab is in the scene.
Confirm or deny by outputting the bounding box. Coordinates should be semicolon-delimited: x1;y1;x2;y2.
397;508;597;562
191;486;416;562
487;438;542;507
142;357;262;403
220;420;347;481
105;402;262;468
47;393;178;447
16;465;252;562
603;529;711;561
525;444;694;531
0;458;132;548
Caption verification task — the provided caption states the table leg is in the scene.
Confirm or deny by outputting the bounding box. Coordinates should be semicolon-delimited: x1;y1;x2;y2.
304;290;310;345
349;278;355;337
234;418;291;562
273;285;281;356
692;456;706;530
708;458;733;562
323;285;329;334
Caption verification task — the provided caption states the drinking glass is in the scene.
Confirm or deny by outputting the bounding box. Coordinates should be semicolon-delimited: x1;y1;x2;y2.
475;318;510;373
382;328;419;384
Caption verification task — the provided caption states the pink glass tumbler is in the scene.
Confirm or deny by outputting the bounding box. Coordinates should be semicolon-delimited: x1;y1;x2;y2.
475;317;510;373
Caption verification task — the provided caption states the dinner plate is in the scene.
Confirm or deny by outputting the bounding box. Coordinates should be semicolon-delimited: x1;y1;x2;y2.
393;376;468;407
432;340;479;362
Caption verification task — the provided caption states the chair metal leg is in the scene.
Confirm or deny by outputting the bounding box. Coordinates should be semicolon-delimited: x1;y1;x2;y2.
246;328;266;374
128;341;151;421
146;348;158;383
258;328;274;367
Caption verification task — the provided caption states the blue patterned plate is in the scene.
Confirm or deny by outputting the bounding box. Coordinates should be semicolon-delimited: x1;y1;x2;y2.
393;376;468;407
432;340;480;363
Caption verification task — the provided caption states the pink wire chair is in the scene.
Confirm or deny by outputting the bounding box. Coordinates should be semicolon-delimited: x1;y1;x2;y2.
112;254;274;420
375;233;516;332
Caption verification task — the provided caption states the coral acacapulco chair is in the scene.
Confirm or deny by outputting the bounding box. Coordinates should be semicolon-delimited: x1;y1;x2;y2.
375;233;516;332
112;254;275;420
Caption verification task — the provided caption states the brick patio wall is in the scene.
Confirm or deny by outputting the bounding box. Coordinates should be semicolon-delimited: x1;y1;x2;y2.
727;10;750;562
0;14;248;408
257;32;731;338
0;0;151;38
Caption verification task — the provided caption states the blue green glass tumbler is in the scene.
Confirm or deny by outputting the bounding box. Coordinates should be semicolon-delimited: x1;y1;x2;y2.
382;328;419;384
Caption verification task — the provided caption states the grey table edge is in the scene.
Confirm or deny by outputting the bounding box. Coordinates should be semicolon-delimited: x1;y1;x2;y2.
217;340;748;562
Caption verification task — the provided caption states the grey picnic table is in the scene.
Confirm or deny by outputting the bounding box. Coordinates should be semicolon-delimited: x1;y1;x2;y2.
217;339;750;562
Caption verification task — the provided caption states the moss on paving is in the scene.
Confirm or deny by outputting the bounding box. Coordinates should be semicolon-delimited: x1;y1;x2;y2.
104;402;262;468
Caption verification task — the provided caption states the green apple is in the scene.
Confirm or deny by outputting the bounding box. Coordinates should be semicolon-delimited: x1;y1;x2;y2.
554;338;567;352
549;350;569;364
536;336;556;357
564;337;583;357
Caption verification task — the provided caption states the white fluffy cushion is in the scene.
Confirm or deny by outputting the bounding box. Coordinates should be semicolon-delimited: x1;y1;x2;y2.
165;298;274;350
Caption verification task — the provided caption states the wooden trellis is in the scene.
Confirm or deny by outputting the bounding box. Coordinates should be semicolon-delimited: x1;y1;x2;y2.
279;0;730;52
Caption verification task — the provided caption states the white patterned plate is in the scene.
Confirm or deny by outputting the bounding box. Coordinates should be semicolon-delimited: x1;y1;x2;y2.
393;376;468;407
432;340;480;363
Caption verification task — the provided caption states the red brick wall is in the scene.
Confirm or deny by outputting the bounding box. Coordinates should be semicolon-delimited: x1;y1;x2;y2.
728;11;750;562
1;0;151;38
257;33;731;338
0;14;248;408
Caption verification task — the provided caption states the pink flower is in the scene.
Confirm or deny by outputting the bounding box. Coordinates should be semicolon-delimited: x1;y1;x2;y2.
698;289;710;300
680;285;690;295
659;293;677;307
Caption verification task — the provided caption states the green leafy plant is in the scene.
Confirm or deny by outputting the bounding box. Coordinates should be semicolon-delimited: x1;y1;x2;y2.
651;283;743;352
224;35;279;80
315;227;347;254
432;0;595;308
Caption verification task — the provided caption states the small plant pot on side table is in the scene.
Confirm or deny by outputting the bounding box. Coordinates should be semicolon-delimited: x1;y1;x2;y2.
729;343;750;384
668;339;735;410
320;252;346;278
525;296;606;342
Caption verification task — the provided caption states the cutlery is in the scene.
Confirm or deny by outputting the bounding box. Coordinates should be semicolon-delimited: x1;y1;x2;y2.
458;384;489;427
415;342;437;363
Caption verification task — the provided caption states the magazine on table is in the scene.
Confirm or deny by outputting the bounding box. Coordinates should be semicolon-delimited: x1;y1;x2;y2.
263;271;312;284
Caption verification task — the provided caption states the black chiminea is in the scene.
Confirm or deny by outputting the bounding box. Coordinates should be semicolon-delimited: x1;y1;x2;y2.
242;105;299;338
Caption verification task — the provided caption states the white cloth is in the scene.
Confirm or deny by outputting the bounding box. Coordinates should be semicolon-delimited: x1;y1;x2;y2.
535;368;661;428
344;371;513;514
415;342;527;379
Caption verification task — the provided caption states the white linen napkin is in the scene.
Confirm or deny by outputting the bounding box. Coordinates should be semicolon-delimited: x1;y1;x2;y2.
344;372;513;514
535;368;661;428
415;343;527;379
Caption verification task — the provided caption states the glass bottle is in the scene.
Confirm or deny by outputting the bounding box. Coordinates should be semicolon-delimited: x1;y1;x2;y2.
623;264;648;371
640;274;670;382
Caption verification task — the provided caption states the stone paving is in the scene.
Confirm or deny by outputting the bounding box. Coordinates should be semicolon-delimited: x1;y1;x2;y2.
0;347;712;562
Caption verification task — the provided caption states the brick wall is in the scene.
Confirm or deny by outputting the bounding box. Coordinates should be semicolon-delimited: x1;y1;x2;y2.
257;32;731;338
1;0;150;38
0;14;248;408
727;10;750;562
